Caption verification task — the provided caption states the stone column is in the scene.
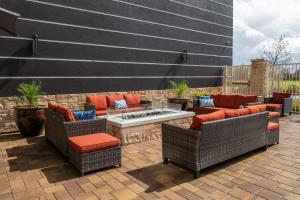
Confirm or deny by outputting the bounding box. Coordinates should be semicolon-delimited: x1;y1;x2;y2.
249;59;269;97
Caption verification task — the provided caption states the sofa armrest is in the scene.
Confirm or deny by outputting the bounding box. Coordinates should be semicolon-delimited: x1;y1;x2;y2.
264;97;273;103
64;118;107;137
84;103;96;111
283;98;293;114
162;123;201;155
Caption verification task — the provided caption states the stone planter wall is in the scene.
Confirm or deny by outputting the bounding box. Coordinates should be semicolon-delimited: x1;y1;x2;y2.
0;87;222;134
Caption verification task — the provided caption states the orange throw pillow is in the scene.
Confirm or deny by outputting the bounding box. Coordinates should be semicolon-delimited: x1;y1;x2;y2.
124;93;141;106
256;104;267;112
224;109;240;118
237;108;250;116
218;94;237;108
106;94;125;108
247;106;260;114
86;95;107;110
48;102;75;121
190;110;225;129
273;92;291;103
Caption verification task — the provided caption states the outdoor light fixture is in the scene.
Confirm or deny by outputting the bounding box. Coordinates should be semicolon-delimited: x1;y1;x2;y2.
226;40;231;46
0;7;20;36
182;50;188;63
32;34;39;55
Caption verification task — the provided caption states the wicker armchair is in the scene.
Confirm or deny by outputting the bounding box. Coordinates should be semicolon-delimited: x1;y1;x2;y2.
162;112;269;178
264;97;292;116
45;109;107;158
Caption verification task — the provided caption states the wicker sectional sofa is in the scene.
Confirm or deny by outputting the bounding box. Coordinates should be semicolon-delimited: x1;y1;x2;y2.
162;110;270;178
84;93;151;116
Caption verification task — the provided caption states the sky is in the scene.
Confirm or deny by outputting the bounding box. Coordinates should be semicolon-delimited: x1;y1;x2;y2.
233;0;300;65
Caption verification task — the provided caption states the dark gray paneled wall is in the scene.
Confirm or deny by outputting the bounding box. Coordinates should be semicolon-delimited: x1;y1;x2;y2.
0;0;233;96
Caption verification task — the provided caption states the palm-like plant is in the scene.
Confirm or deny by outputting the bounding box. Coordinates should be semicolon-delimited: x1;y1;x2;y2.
169;80;189;98
17;81;42;108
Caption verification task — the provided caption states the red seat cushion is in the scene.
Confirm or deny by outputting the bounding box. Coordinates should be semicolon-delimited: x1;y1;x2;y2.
86;95;107;110
266;104;282;111
273;92;291;104
269;112;280;118
48;102;75;121
218;95;237;108
96;110;107;116
256;105;267;112
107;95;125;108
68;133;120;153
267;122;279;132
247;106;260;114
190;110;225;129
210;94;221;107
224;109;240;118
124;93;141;106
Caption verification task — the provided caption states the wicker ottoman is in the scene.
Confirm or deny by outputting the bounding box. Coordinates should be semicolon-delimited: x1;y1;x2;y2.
68;133;121;176
266;122;280;146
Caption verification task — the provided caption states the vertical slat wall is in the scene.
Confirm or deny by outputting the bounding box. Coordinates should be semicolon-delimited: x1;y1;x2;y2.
0;0;233;96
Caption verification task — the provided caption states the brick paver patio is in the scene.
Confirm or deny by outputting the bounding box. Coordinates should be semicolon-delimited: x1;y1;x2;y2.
1;115;300;200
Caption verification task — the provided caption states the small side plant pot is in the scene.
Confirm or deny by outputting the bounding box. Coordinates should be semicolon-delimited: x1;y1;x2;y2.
167;98;189;110
14;106;46;137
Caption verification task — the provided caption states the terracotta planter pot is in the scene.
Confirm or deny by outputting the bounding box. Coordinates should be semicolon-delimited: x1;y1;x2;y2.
167;98;189;110
14;106;46;137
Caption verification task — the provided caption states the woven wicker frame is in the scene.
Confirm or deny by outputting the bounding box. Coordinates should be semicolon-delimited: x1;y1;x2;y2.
69;146;121;176
267;129;279;146
162;112;269;178
45;109;107;157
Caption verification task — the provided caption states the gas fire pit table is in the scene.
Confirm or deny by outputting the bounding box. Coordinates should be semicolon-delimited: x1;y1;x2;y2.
102;103;195;145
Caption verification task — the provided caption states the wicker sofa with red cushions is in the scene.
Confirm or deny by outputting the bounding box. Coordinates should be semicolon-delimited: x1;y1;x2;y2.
84;93;151;116
162;107;275;178
193;94;258;114
264;92;292;116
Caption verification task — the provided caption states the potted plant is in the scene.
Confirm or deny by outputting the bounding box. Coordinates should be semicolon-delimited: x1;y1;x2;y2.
14;81;46;137
167;80;189;110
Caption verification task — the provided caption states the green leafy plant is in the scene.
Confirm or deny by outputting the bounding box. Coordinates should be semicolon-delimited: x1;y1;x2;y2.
169;80;189;98
17;81;43;107
194;91;206;97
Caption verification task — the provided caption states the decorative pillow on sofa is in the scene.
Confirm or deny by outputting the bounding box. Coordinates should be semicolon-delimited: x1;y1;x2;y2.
114;100;127;109
199;99;215;107
124;93;141;106
48;102;75;121
273;92;291;103
107;94;124;108
72;110;96;121
190;110;225;130
86;95;107;110
198;96;210;100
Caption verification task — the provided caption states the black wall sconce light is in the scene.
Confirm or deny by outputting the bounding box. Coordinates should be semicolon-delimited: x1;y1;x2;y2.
182;50;188;63
0;7;20;36
32;34;39;55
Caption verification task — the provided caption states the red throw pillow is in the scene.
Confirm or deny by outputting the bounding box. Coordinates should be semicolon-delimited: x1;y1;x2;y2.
256;104;267;112
48;102;75;121
273;92;291;103
106;94;124;108
237;108;250;116
236;95;258;107
190;110;225;129
124;93;141;106
218;95;238;108
247;106;260;114
224;109;240;118
86;95;107;110
210;94;221;107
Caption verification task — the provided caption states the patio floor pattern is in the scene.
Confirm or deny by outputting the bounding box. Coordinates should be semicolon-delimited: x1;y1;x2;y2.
1;115;300;200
